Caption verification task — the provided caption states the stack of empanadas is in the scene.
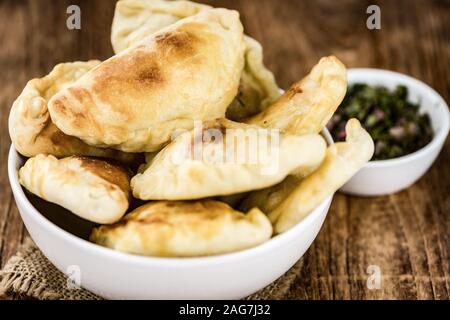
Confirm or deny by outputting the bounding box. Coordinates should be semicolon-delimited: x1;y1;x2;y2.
10;0;374;258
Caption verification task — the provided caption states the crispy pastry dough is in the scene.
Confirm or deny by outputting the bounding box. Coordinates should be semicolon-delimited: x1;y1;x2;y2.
19;155;132;224
8;61;137;162
226;36;281;121
246;56;347;135
270;119;374;234
238;133;328;214
48;9;245;152
238;57;347;216
90;200;273;257
111;0;280;121
239;175;301;214
111;0;211;53
131;119;327;200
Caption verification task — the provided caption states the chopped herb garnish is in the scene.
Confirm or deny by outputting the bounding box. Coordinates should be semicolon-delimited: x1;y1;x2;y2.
327;84;433;160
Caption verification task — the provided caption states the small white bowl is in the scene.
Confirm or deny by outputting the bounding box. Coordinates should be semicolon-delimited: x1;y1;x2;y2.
340;69;450;196
8;131;333;300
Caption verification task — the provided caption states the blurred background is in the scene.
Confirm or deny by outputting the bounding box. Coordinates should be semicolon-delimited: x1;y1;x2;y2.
0;0;448;299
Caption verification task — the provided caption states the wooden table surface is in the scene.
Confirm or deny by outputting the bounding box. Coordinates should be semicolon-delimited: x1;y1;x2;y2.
0;0;449;300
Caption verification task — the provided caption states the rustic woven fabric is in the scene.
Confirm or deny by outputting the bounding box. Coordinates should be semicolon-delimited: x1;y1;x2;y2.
0;238;303;300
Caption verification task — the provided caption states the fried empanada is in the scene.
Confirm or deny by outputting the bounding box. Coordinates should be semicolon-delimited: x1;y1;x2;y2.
238;141;326;213
239;175;301;213
131;119;326;200
111;0;280;121
226;36;281;121
246;56;347;135
111;0;210;53
19;155;132;224
270;119;374;234
8;61;137;162
90;200;273;257
48;9;245;153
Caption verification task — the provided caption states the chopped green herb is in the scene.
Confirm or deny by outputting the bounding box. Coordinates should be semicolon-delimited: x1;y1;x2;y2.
327;84;433;160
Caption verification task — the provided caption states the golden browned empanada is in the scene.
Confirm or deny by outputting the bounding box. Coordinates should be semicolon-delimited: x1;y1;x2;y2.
270;119;374;234
239;175;301;214
226;36;281;121
19;155;132;224
90;200;273;257
111;0;280;122
131;119;327;200
48;9;245;152
111;0;210;53
237;57;347;216
8;61;137;162
246;56;347;135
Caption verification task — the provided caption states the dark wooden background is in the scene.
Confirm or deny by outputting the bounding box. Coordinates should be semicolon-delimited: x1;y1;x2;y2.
0;0;449;300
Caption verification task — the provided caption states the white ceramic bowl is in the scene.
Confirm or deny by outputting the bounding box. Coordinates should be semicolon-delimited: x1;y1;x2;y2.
340;69;450;196
8;131;333;300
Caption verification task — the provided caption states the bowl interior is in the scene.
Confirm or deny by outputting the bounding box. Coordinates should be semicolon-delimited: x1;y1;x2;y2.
25;190;97;239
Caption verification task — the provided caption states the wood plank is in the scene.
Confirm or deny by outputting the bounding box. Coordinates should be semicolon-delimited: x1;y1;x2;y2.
0;0;30;268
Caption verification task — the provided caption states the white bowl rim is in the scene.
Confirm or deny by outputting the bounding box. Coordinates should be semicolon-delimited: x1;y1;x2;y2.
8;142;333;267
346;68;450;168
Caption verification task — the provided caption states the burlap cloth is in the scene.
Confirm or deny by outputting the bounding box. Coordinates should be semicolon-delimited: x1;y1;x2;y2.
0;238;303;300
